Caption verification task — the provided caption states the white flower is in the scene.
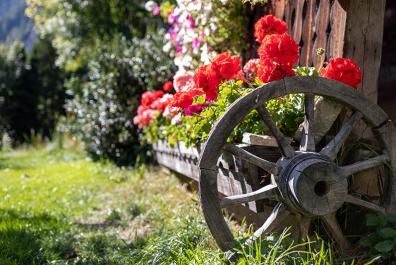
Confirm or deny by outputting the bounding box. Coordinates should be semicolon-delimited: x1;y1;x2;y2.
144;1;157;12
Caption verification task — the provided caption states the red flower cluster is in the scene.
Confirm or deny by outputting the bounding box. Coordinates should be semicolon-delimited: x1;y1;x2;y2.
141;90;164;108
194;52;241;101
258;33;299;67
133;91;174;128
254;15;288;43
254;19;299;84
169;52;241;113
169;88;204;109
257;58;296;83
320;58;362;88
163;81;174;92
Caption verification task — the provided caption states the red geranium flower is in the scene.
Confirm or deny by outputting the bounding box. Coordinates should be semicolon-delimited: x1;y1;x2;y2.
258;33;299;67
320;58;362;88
211;52;241;79
254;15;288;44
257;58;295;83
162;81;174;92
169;88;204;110
193;65;221;100
141;91;164;108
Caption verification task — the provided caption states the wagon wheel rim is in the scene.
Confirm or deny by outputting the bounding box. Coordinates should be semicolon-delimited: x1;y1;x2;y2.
198;77;395;254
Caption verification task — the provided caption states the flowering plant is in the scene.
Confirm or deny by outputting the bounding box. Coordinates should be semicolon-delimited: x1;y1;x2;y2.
145;0;247;72
134;15;362;147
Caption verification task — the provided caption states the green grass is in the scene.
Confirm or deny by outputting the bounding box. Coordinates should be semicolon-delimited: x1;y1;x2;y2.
0;145;378;264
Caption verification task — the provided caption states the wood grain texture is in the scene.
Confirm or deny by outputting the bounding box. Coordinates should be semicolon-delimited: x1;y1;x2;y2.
320;112;362;160
292;0;304;45
338;154;390;177
300;0;315;66
300;94;315;152
322;213;352;252
220;184;278;207
345;195;386;214
200;168;234;251
328;0;346;58
256;105;295;158
343;0;386;102
223;144;279;175
312;0;330;68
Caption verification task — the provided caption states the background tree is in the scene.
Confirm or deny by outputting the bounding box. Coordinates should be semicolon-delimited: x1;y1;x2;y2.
27;0;175;164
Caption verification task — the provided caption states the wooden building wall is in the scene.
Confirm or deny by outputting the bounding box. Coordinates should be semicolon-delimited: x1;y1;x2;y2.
379;1;396;124
245;0;391;116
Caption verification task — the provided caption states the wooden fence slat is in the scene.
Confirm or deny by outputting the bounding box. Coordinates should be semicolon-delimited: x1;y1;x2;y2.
300;0;315;66
312;0;330;68
328;0;346;59
292;0;304;45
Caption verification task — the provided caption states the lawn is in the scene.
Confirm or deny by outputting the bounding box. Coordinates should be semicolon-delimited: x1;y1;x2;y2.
0;145;376;264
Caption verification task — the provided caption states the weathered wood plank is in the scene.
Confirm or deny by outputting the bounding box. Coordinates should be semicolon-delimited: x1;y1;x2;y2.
312;0;330;68
292;0;304;45
242;133;292;147
328;0;346;58
300;0;315;66
343;0;386;102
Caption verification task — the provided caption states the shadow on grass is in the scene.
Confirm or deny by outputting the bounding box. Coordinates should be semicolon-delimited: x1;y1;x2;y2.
0;209;145;264
0;209;73;264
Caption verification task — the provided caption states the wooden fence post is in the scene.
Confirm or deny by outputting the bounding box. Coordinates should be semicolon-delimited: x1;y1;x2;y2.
342;0;386;103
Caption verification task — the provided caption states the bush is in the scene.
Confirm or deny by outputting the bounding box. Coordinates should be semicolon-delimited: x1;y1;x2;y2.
0;39;65;144
64;32;175;165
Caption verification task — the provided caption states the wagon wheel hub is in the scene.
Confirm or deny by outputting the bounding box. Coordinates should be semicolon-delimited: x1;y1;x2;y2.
278;153;347;216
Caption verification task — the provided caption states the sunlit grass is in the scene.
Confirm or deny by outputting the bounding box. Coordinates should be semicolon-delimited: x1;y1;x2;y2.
0;145;378;264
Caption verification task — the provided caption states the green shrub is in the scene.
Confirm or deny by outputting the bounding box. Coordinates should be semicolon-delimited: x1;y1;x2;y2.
64;33;175;165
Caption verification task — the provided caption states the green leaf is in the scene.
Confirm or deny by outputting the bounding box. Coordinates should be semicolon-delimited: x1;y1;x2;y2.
374;240;395;253
359;233;377;247
193;95;206;105
366;213;387;227
379;227;396;239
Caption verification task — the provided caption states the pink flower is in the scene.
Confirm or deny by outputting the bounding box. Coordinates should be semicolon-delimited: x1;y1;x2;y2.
192;38;201;50
173;71;194;92
184;104;205;116
153;6;160;16
168;12;176;24
185;15;195;29
243;59;260;74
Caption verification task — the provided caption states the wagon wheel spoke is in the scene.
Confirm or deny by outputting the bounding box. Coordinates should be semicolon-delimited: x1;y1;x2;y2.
220;184;279;207
296;215;311;241
300;94;315;152
244;203;289;245
223;143;279;175
338;154;389;177
320;112;362;160
345;195;386;214
321;213;352;251
256;105;295;158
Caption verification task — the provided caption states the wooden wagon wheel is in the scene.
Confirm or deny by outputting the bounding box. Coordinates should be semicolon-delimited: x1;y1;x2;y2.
198;77;396;257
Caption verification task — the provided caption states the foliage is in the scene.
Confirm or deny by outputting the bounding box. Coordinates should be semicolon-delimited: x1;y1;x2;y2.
359;213;396;261
142;77;305;147
26;0;157;71
28;0;173;164
0;39;65;145
64;33;175;165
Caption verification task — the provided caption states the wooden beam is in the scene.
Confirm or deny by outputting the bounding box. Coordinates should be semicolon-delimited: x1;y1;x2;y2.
343;0;386;103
